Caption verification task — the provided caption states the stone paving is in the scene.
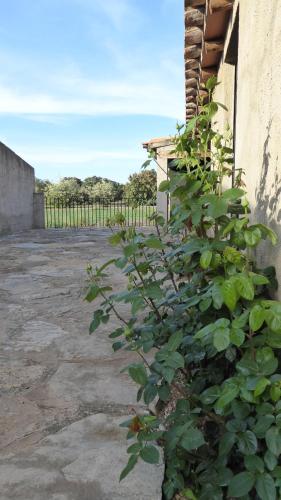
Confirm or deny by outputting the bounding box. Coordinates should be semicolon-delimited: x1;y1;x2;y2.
0;229;163;500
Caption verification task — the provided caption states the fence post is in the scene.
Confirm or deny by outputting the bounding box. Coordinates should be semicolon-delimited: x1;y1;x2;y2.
33;192;45;229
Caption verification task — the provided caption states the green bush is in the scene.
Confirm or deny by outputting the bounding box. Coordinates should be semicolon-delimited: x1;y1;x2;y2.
86;79;281;499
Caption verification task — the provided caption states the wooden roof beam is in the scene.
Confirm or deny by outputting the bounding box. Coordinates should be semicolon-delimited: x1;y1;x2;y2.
208;0;234;13
200;66;217;82
204;38;224;53
186;0;206;7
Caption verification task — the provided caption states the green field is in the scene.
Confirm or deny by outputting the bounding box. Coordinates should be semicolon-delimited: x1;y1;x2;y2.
45;203;156;228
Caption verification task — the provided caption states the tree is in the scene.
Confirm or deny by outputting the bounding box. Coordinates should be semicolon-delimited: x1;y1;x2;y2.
83;176;103;189
45;178;82;202
62;177;82;186
35;178;51;193
124;170;157;204
83;177;124;200
86;180;118;200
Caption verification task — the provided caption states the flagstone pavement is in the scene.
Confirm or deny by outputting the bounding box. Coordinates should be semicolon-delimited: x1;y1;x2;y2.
0;229;163;500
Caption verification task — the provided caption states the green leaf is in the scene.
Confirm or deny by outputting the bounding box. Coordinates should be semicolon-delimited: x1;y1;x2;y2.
250;273;269;285
270;385;281;402
265;427;281;456
256;224;278;245
123;243;138;258
205;75;218;91
159;180;170;192
109;328;123;339
143;384;158;405
109;232;123;245
213;327;230;352
256;473;276;500
112;341;124;351
232;310;250;329
244;228;262;247
222;188;245;200
131;297;144;315
228;472;255;498
167;331;183;351
145;237;165;250
244;455;264;473
127;443;142;454
85;284;101;302
230;328;245;347
200;250;213;269
235;275;255;301
256;347;278;375
264;450;277;471
237;431;257;455
144;283;164;300
120;454;138;481
253;415;275;435
89;309;103;333
254;377;270;397
201;385;221;405
162;367;175;384
212;283;223;309
222;280;238;311
181;488;197;499
206;196;228;219
219;432;236;456
158;384;170;401
181;428;205;451
216;383;239;409
140;445;160;464
199;298;212;312
194;323;216;341
272;466;281;478
249;305;265;331
128;364;148;386
166;351;185;369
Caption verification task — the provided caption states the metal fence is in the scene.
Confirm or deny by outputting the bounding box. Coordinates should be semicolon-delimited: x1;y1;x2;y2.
44;198;156;228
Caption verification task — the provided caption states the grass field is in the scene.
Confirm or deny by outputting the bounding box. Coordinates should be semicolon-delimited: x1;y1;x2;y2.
45;203;156;228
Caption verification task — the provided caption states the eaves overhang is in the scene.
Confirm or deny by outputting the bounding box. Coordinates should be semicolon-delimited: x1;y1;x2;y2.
185;0;234;121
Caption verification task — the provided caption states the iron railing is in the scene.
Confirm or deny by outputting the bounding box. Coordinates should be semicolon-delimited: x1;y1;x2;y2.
44;198;156;228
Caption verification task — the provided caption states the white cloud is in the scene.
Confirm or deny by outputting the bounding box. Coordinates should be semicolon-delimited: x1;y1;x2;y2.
0;1;184;121
71;0;143;31
0;75;184;120
16;146;145;165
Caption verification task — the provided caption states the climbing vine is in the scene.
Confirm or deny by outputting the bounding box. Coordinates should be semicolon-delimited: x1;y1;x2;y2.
86;78;281;499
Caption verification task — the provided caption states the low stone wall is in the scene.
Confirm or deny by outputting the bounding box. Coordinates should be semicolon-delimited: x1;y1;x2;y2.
0;142;44;234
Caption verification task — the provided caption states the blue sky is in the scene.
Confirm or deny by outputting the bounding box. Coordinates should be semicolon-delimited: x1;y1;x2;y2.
0;0;184;183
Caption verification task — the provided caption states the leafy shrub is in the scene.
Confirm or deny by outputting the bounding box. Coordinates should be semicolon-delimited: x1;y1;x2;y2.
86;80;281;499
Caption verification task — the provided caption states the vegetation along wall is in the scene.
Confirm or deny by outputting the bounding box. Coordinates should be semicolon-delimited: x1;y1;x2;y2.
213;0;281;298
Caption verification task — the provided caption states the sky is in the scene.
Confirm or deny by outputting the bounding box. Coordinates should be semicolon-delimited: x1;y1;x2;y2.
0;0;185;183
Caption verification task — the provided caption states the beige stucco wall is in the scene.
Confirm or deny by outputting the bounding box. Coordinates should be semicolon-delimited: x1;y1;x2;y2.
214;0;281;297
213;62;235;133
0;142;45;234
144;141;175;220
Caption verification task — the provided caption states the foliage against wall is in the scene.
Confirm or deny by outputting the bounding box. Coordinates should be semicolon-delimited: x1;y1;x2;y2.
86;79;281;499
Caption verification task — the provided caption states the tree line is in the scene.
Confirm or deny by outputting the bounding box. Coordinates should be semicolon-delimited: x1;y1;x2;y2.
36;170;157;205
